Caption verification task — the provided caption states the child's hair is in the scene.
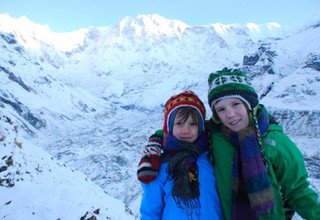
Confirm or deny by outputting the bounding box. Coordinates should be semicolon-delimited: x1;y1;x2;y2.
163;90;206;135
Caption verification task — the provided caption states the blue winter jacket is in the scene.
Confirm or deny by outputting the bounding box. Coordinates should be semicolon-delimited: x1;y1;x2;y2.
140;151;223;220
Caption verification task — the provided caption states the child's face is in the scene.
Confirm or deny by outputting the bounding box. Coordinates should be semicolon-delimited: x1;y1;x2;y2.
173;112;199;143
213;98;249;132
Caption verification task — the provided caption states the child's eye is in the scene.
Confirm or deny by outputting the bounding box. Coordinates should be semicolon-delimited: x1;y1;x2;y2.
174;121;183;126
216;108;225;113
233;102;242;107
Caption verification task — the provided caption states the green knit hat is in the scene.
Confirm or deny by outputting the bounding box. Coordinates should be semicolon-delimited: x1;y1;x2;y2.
208;68;259;112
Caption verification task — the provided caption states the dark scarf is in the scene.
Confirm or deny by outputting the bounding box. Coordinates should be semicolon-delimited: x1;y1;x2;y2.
221;109;275;219
161;132;209;215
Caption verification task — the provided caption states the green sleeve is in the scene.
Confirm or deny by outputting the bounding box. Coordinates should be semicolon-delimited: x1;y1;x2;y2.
154;129;164;138
269;131;320;219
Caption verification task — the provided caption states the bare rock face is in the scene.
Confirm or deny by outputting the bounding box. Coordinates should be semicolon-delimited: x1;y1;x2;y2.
269;107;320;138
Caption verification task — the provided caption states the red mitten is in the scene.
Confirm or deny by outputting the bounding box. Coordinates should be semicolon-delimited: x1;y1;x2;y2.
137;133;163;183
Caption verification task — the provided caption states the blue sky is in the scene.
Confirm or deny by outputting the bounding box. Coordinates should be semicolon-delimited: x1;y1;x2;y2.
0;0;319;32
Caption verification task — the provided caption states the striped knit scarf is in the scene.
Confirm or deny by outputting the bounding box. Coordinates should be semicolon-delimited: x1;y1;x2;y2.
222;110;275;219
161;132;209;216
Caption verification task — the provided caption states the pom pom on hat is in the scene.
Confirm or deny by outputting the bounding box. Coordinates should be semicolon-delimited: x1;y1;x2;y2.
208;68;259;112
163;90;206;135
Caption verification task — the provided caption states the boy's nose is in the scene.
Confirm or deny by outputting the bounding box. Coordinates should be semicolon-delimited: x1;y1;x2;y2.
181;125;191;133
226;108;235;117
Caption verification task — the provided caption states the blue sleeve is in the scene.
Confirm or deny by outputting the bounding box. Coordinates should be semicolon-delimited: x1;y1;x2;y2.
140;165;167;220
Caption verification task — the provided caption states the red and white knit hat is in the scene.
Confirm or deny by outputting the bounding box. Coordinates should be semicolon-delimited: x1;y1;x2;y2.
163;90;206;135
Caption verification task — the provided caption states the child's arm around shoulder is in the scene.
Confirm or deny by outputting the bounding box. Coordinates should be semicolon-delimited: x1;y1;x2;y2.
265;128;320;219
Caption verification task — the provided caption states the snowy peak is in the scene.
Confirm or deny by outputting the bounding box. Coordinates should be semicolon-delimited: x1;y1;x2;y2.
309;9;320;25
0;13;51;35
0;14;87;51
245;22;283;35
211;22;287;42
137;14;189;36
115;14;189;39
300;19;320;32
0;13;52;49
212;22;282;33
297;9;320;32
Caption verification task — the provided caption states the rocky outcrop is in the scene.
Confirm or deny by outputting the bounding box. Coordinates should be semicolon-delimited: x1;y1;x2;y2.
268;107;320;138
242;43;277;77
303;53;320;71
0;66;31;92
0;95;46;129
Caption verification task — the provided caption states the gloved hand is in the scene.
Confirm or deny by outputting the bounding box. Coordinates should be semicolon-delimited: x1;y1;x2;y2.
137;133;163;183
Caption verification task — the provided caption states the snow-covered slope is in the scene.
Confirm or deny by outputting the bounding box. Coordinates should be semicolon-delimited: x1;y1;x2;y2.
0;109;133;219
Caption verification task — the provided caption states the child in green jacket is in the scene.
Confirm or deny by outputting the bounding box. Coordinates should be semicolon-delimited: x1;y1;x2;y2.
137;68;320;219
206;68;320;219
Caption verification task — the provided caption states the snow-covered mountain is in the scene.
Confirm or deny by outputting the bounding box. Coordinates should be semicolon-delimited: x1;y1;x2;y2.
1;13;320;219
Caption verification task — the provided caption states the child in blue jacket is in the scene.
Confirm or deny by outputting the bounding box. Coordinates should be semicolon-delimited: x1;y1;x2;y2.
139;90;223;220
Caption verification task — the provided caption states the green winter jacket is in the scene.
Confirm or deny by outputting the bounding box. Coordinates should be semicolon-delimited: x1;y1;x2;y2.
208;106;320;220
